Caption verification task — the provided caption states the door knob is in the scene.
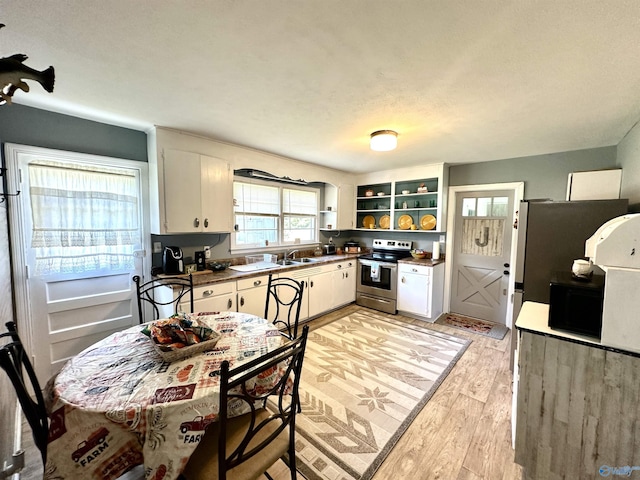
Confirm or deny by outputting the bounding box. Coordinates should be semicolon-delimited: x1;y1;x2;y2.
204;218;209;228
194;217;200;227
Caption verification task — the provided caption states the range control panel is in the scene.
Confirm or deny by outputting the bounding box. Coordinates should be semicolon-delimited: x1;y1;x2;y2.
372;239;413;251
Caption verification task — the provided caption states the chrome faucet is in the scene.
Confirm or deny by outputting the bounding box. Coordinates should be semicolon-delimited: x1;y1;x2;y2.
285;249;299;260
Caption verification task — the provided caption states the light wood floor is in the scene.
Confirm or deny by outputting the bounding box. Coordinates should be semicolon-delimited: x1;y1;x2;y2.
20;305;523;480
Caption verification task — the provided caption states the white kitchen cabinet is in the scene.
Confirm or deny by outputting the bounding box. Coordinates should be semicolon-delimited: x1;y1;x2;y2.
157;281;236;317
285;268;314;321
397;262;444;320
308;268;335;318
236;274;270;317
155;149;232;234
321;183;355;231
333;260;356;307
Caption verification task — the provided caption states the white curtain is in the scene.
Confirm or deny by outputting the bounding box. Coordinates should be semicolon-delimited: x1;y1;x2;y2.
29;161;141;275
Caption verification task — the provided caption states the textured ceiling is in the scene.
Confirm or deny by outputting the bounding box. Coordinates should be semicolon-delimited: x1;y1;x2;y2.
3;1;640;173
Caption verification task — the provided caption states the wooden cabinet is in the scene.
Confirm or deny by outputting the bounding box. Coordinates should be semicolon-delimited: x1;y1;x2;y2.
236;275;269;317
397;262;444;320
153;149;233;234
321;183;355;231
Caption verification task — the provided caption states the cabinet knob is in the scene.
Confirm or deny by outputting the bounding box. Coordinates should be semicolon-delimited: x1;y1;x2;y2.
310;281;314;288
194;217;200;227
337;264;342;269
254;280;262;286
412;268;418;272
401;276;406;283
227;298;232;309
203;290;213;297
345;272;348;278
240;296;245;306
204;218;209;228
504;263;510;268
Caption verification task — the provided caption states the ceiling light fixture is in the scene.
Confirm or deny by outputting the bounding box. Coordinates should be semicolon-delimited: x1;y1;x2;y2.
370;130;398;151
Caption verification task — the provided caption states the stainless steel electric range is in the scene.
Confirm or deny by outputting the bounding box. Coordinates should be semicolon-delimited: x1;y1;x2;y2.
356;238;413;314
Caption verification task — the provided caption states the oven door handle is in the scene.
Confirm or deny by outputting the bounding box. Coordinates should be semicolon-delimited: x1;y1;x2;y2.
358;259;397;269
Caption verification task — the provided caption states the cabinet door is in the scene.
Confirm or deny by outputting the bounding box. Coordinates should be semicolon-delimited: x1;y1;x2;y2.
237;286;268;317
163;149;202;233
201;155;232;232
191;293;235;312
337;184;355;230
308;270;334;318
398;271;430;316
334;263;356;307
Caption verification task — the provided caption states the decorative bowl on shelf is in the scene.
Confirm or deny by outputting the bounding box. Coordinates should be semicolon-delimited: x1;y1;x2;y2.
365;189;374;197
377;192;385;196
402;190;410;194
410;249;427;259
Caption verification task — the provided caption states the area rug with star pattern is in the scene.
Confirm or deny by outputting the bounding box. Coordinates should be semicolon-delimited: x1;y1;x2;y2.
294;309;470;480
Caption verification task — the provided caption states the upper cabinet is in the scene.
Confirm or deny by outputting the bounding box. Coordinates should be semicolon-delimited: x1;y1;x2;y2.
151;148;233;234
355;163;448;232
321;183;355;231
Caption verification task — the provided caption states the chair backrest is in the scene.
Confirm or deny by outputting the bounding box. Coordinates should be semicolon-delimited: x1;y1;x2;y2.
133;274;194;324
264;274;305;339
218;325;309;479
0;322;49;465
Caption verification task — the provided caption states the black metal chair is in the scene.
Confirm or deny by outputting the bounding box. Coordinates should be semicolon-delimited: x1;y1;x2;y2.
181;325;309;480
133;274;194;324
0;321;49;466
264;274;305;340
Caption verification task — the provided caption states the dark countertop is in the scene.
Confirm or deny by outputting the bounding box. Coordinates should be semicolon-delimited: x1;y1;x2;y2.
158;254;362;287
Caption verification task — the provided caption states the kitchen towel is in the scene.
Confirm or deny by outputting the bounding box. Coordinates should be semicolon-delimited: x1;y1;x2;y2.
370;262;380;282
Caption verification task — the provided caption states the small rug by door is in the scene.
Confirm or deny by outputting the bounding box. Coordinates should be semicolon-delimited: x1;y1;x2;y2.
435;312;509;340
294;309;469;480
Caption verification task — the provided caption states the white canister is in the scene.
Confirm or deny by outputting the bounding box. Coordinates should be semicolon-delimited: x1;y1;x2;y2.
432;241;440;260
571;259;592;277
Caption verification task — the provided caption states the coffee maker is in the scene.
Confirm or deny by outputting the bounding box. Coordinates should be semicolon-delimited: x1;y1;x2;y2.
162;246;184;274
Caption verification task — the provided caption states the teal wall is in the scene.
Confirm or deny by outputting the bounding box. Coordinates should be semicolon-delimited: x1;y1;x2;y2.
449;146;618;201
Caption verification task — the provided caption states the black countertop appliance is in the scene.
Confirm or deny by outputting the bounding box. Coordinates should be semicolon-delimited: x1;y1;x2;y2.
163;246;184;274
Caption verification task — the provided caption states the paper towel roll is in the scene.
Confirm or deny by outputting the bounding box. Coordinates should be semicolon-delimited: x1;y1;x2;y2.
432;241;440;260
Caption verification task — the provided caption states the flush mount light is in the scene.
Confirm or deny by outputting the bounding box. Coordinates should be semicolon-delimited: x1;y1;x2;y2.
370;130;398;151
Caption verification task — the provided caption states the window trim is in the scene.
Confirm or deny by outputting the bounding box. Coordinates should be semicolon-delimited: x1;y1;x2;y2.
231;176;320;253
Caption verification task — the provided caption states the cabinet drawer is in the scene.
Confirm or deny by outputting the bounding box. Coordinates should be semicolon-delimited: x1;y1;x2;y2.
237;275;270;291
398;263;432;276
193;282;234;300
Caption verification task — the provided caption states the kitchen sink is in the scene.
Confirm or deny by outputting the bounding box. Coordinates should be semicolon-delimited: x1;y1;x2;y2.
277;259;297;266
292;257;319;263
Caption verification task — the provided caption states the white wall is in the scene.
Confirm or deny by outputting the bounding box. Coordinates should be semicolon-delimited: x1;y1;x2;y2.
617;119;640;210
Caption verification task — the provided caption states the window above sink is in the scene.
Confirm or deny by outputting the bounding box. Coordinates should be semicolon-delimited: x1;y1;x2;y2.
231;174;320;252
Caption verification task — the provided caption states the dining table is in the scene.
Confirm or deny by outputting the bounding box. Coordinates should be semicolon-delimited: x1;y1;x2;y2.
44;311;284;480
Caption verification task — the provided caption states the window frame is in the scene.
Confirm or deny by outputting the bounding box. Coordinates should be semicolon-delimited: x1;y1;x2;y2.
231;176;320;253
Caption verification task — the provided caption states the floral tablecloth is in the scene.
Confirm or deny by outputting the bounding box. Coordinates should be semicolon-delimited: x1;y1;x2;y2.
44;311;283;480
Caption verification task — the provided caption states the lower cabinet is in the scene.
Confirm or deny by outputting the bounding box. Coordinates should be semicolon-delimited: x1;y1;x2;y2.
236;275;270;317
159;260;358;321
174;281;235;314
308;269;334;318
334;261;356;307
397;262;444;320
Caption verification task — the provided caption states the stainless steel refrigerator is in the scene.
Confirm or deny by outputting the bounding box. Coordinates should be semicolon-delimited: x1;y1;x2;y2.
509;199;628;368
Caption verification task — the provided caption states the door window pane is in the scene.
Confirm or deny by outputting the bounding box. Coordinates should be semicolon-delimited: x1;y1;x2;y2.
476;197;492;216
492;197;509;217
462;198;476;217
